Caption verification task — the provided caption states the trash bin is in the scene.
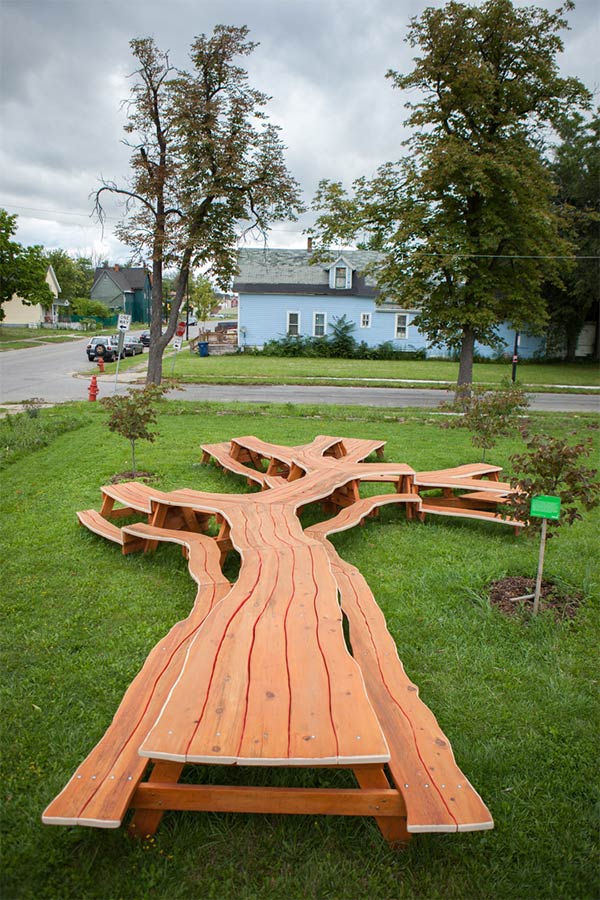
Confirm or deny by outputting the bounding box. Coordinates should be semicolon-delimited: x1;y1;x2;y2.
198;341;209;358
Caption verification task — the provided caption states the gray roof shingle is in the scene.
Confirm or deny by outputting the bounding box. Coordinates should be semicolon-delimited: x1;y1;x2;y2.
235;248;381;297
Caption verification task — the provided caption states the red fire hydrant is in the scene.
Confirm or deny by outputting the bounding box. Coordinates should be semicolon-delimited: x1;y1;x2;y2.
97;357;105;373
88;375;99;402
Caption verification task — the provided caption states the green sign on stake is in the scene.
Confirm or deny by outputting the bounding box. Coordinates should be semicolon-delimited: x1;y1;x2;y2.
527;495;561;615
530;494;561;520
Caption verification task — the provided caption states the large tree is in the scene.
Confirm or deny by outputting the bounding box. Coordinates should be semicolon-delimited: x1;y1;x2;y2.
45;250;95;304
95;26;303;384
0;209;53;320
309;0;590;388
545;110;599;360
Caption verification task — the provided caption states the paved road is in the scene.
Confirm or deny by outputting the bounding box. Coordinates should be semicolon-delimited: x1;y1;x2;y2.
1;339;598;413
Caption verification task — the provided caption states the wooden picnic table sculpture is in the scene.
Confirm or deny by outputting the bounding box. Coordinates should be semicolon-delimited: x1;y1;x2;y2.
43;435;516;844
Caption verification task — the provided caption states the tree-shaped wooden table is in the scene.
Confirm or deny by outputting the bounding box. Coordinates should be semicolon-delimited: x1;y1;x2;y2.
43;435;497;845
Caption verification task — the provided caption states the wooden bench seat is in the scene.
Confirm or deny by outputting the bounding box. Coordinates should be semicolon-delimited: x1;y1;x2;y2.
42;526;231;828
76;510;145;554
415;475;512;493
415;463;502;482
420;499;524;528
200;442;268;488
306;512;494;834
337;437;386;462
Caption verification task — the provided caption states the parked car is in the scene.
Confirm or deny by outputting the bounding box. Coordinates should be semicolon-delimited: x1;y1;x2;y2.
139;330;151;347
86;335;123;362
187;315;198;327
123;335;144;356
214;320;237;332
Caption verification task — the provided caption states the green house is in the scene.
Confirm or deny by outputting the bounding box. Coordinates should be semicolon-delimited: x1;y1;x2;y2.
91;265;151;323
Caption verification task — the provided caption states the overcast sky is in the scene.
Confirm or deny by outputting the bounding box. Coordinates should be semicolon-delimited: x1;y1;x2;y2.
1;0;598;264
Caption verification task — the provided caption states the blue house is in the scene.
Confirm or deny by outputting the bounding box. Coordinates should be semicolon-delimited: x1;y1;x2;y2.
234;247;546;358
91;265;151;323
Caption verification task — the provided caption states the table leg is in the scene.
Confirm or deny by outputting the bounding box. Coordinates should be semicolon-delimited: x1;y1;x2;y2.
128;760;184;839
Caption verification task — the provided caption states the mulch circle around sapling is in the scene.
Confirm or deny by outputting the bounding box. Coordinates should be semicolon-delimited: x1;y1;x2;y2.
488;575;583;620
110;471;156;483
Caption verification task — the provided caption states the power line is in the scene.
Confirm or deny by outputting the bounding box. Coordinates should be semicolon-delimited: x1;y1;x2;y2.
0;203;120;223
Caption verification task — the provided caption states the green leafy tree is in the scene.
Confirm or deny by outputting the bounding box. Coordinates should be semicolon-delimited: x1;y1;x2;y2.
439;382;529;460
309;0;590;390
545;110;600;360
45;250;95;303
188;274;216;326
0;209;53;319
95;26;304;385
69;297;112;319
101;384;168;476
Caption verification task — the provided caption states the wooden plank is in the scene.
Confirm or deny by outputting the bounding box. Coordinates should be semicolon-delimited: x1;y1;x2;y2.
139;501;389;767
42;530;231;828
313;541;494;833
421;502;524;527
77;509;125;545
415;476;512;493
131;783;405;817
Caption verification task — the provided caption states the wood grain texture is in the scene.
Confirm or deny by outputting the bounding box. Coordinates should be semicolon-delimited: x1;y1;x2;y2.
46;434;501;839
42;529;230;827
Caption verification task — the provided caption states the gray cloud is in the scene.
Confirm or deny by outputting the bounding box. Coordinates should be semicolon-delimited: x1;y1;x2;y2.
1;0;598;259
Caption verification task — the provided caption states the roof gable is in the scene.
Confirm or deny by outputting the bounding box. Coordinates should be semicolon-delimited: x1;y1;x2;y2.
45;264;61;297
92;266;149;292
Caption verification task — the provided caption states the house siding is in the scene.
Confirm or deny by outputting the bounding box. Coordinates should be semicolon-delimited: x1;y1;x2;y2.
238;293;426;351
2;265;61;326
91;270;151;323
238;293;546;358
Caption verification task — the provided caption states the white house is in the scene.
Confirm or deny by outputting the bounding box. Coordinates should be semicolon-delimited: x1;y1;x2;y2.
2;265;63;327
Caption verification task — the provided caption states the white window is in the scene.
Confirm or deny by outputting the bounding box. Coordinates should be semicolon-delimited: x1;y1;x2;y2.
360;312;371;329
395;313;408;340
335;267;347;289
287;311;300;336
313;312;327;337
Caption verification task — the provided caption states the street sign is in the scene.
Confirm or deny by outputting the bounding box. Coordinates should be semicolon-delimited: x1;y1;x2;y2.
172;337;183;352
176;321;186;337
118;314;131;332
530;495;561;520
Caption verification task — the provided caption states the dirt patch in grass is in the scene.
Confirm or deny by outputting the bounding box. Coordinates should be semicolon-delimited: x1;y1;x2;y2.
489;576;583;620
109;471;156;483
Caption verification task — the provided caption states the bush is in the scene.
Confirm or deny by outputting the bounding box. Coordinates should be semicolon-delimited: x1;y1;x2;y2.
258;328;427;361
505;429;600;534
439;382;530;460
0;407;85;468
101;384;169;475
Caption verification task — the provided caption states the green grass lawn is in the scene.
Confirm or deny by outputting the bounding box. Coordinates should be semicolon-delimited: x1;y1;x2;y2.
0;326;83;350
169;351;600;390
1;401;599;899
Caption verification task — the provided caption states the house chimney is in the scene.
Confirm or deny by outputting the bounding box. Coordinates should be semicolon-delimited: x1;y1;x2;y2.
307;237;313;253
114;264;120;272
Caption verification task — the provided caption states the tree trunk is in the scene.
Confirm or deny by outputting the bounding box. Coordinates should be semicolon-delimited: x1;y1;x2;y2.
457;327;475;395
146;250;192;386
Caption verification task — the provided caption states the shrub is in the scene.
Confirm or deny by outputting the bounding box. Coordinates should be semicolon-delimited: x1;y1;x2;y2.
505;430;600;535
101;384;169;475
439;382;530;460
